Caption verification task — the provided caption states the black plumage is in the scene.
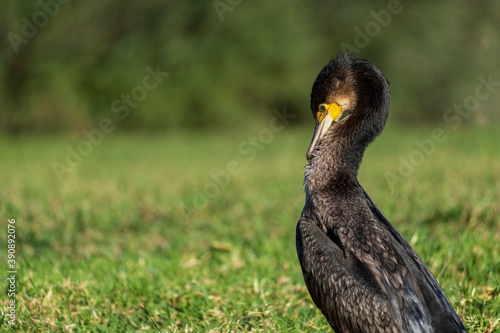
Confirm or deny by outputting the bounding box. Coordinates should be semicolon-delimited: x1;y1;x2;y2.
296;55;467;332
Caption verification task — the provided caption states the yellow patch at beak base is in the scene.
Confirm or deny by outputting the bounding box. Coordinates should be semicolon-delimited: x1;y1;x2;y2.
318;103;342;122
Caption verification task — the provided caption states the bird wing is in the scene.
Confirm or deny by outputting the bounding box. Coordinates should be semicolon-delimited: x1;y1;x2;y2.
361;188;468;333
297;187;439;332
297;214;404;332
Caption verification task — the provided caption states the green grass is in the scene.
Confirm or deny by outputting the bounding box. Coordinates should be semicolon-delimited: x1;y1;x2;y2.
0;124;499;332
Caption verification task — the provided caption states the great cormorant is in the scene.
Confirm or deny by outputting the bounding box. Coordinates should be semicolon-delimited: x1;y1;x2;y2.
296;55;467;332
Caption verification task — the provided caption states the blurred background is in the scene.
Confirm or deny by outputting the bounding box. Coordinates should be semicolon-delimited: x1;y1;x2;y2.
1;1;500;330
1;0;499;133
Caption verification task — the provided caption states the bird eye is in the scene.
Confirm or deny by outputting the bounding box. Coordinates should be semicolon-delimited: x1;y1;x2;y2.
319;104;327;112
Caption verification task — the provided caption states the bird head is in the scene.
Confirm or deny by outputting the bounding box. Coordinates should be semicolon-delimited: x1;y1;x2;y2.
307;55;390;161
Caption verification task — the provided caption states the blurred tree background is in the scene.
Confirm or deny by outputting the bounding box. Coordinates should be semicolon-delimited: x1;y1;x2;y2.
0;0;499;133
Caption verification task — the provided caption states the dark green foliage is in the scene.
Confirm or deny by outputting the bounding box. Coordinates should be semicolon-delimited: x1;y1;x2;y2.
0;0;499;133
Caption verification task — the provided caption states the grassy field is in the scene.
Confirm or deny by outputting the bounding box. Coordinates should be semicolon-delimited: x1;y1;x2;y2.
0;123;499;332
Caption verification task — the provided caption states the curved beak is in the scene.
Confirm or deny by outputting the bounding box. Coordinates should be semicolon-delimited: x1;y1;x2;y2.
306;103;342;160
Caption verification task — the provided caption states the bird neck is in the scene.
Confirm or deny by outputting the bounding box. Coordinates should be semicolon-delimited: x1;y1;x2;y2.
304;123;368;197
